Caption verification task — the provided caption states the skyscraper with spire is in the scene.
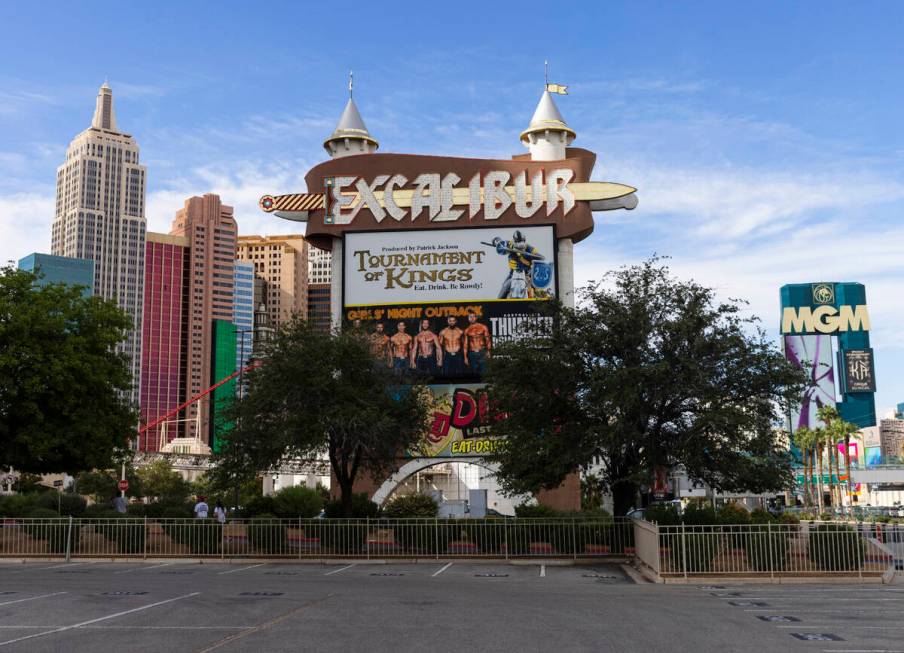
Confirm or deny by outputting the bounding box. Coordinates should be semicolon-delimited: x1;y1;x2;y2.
52;82;147;404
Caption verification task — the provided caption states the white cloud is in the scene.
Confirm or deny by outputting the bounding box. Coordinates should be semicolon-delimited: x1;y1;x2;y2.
0;192;54;265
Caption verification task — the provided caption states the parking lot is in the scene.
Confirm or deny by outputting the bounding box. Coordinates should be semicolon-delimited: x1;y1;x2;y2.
0;561;901;652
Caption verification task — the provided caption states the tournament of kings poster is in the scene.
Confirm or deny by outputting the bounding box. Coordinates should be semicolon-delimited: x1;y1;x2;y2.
343;225;557;457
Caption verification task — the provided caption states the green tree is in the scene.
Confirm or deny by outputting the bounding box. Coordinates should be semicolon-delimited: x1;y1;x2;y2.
484;259;806;516
213;319;430;517
75;466;143;502
817;406;858;511
0;266;135;473
137;460;190;503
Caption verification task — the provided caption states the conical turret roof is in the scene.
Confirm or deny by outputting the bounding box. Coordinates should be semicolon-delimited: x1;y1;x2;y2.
520;91;575;144
323;98;379;152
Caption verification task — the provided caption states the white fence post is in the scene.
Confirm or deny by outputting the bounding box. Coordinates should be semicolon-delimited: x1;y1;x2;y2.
65;515;73;562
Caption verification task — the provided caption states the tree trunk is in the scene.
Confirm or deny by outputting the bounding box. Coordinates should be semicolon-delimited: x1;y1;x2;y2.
816;445;825;514
339;479;354;517
612;480;637;517
844;435;853;513
826;440;835;510
805;447;813;507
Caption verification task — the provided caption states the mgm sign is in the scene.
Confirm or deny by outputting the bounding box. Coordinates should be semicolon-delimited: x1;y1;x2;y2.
260;88;637;508
780;282;877;434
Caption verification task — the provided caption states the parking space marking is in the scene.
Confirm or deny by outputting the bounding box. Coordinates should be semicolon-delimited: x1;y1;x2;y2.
432;563;453;577
539;565;546;578
323;564;355;576
0;591;200;647
113;562;174;574
197;594;334;652
0;592;66;608
218;564;265;575
10;562;90;574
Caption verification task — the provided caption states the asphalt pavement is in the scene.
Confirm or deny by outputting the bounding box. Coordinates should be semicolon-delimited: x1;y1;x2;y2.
0;561;901;652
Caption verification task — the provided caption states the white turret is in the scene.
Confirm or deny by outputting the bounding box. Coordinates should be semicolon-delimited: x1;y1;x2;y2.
520;91;575;161
323;91;379;158
91;80;118;132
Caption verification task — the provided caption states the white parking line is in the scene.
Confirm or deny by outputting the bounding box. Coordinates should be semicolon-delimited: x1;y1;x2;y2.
432;563;453;577
0;592;201;647
539;565;546;578
323;564;355;576
218;564;265;575
0;592;67;608
10;562;90;574
113;562;174;575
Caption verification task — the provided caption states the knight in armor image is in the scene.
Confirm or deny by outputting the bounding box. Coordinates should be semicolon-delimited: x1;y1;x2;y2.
485;230;550;299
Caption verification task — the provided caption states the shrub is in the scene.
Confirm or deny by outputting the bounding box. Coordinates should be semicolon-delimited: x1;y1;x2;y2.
809;524;864;571
272;486;323;519
90;513;146;555
749;508;775;524
163;518;221;555
317;520;367;554
745;529;789;571
146;502;192;519
323;493;380;519
442;519;507;555
24;509;79;553
514;503;560;519
779;513;801;525
247;514;287;554
383;494;438;519
681;503;717;526
717;503;751;525
38;492;86;517
241;495;276;518
0;493;39;517
645;504;681;525
666;532;721;573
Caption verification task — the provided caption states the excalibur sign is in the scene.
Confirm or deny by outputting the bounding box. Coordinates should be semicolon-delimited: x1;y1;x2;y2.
260;171;636;225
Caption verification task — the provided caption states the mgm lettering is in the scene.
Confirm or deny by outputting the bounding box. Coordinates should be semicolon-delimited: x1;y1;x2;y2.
781;305;870;334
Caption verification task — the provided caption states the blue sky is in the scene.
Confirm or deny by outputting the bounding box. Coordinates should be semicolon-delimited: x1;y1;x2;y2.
1;1;902;414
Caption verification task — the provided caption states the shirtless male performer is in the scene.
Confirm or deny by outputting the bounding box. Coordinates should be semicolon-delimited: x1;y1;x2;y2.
369;322;391;367
389;321;413;375
439;316;465;377
410;319;443;375
463;311;492;375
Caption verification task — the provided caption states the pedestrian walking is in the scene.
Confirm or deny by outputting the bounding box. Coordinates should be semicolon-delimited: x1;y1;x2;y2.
193;495;209;519
214;500;227;524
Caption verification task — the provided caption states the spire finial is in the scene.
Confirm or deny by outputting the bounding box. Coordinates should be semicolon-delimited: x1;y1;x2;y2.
544;60;549;86
348;70;353;99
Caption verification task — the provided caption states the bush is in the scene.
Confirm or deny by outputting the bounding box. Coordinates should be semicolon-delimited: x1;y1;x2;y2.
745;529;789;571
749;508;775;524
383;494;438;519
146;502;192;519
0;493;39;517
272;486;323;519
809;524;865;571
163;518;221;555
645;504;682;525
513;503;560;519
241;495;276;518
24;509;79;553
681;503;717;526
717;503;751;525
89;513;145;555
665;532;721;573
35;492;86;517
323;493;380;519
247;514;287;554
779;513;800;525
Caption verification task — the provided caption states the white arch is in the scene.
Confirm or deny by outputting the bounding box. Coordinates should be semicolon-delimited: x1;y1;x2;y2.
371;457;498;506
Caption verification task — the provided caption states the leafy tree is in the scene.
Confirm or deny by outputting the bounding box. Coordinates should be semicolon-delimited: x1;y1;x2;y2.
0;266;135;473
383;493;438;518
485;259;806;516
581;473;606;511
137;459;191;503
213;319;430;517
75;466;143;502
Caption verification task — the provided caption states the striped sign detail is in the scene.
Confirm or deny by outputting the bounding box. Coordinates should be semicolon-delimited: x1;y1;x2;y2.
259;193;324;213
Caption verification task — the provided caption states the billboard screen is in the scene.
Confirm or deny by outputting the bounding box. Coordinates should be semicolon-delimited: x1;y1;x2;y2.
413;384;502;458
344;226;556;381
842;348;876;393
783;334;836;432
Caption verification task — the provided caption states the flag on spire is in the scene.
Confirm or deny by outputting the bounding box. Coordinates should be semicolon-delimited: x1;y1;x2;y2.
546;83;568;95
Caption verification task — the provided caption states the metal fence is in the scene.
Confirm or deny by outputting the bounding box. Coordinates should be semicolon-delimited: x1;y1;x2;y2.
0;517;634;560
633;520;902;579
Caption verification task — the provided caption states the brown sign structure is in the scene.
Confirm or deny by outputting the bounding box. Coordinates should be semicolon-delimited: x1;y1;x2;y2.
260;148;635;251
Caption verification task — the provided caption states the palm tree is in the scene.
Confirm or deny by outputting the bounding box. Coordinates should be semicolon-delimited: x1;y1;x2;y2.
794;427;815;507
818;406;858;513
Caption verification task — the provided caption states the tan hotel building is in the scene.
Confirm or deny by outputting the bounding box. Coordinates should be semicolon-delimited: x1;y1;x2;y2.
236;235;308;327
